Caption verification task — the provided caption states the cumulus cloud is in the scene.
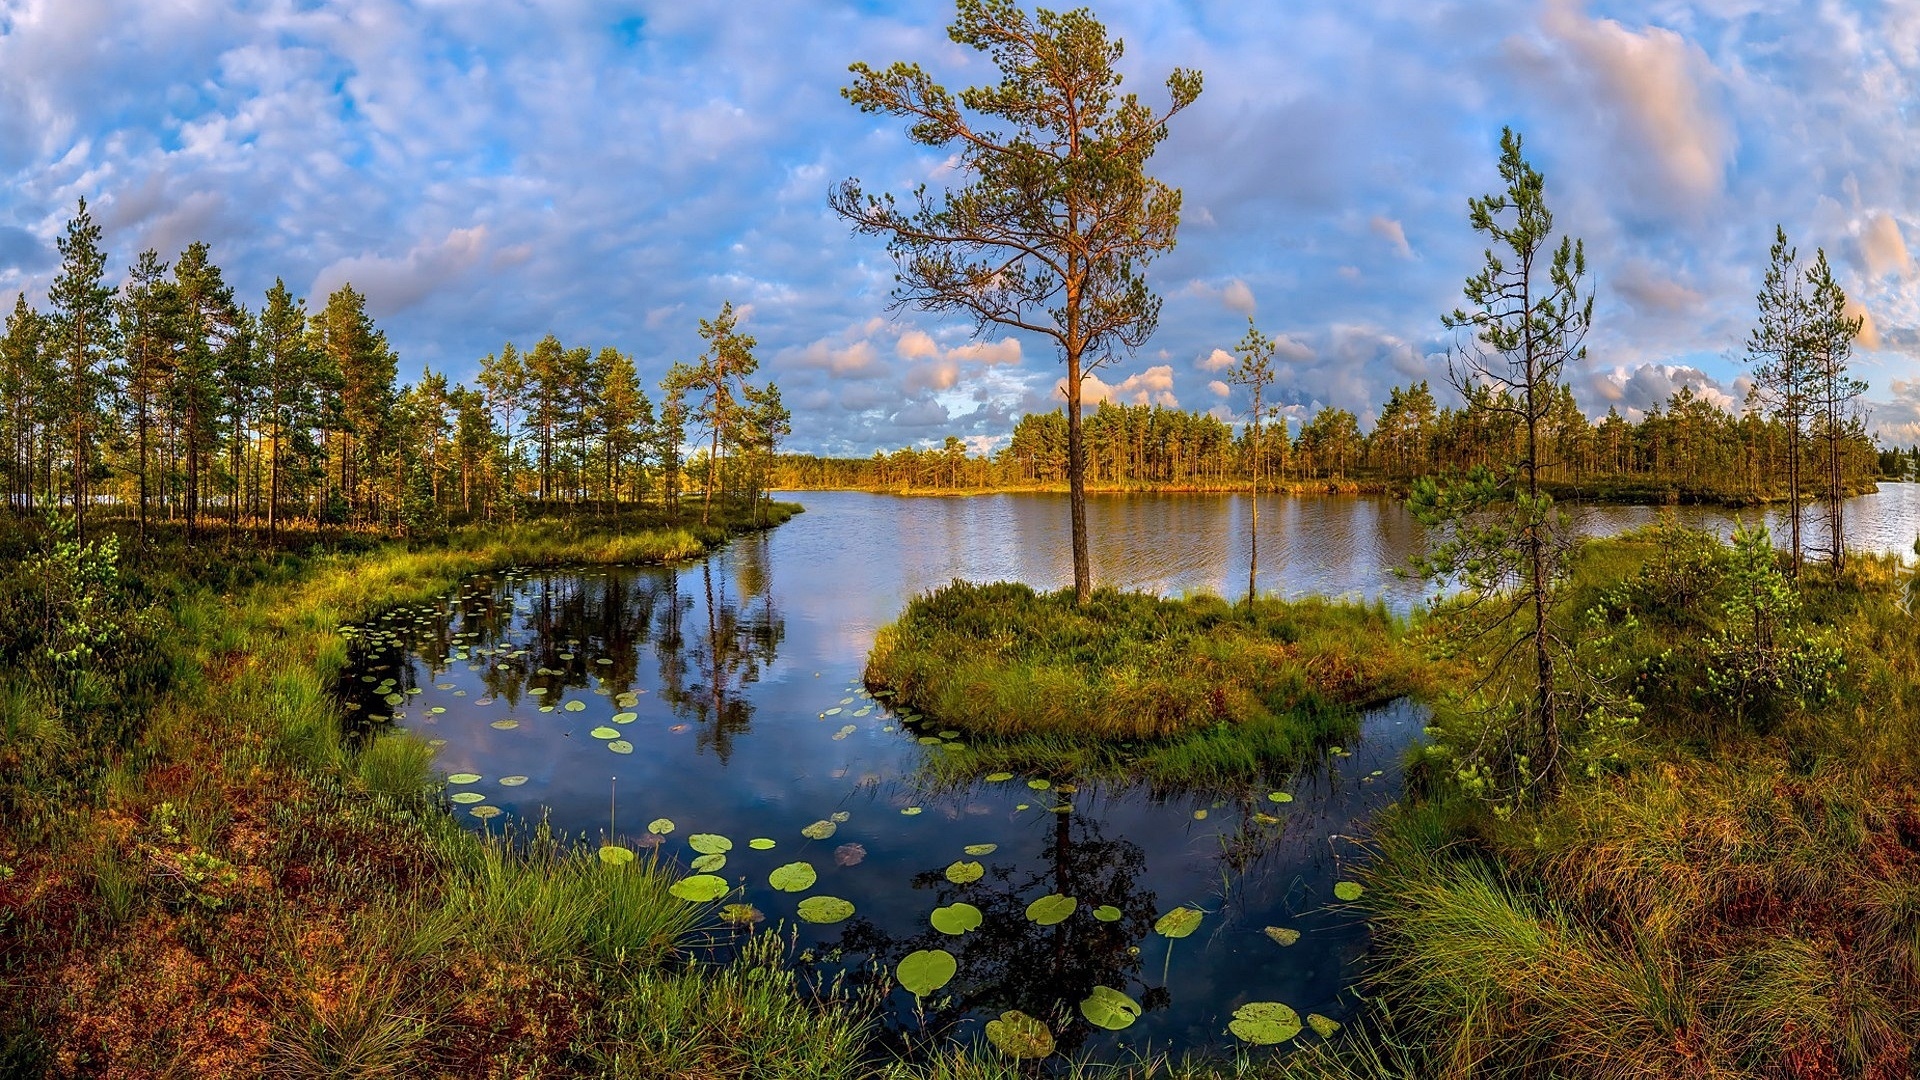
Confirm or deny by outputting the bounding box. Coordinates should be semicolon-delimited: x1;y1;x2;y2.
1369;215;1413;258
1069;365;1179;408
311;226;491;316
1583;363;1738;419
1859;213;1914;280
1198;348;1235;372
1208;379;1230;397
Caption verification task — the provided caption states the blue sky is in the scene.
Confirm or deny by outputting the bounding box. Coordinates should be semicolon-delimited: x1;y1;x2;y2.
1;0;1917;453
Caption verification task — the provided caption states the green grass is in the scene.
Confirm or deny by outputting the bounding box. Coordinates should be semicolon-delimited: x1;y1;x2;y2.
867;580;1440;784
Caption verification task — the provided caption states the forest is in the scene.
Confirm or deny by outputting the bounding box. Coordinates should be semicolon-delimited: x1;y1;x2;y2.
3;202;791;539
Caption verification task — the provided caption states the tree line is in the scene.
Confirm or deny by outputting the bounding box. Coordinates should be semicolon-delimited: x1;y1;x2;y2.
2;201;788;540
772;379;1881;502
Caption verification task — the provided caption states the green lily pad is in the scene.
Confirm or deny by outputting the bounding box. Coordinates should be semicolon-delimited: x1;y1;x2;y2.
447;773;482;785
384;693;405;706
590;726;620;739
1192;808;1208;820
801;820;837;840
1026;779;1051;790
796;895;856;924
1155;907;1204;939
611;711;638;724
1026;894;1077;925
689;853;727;873
688;834;733;855
830;811;851;823
490;719;520;730
963;843;998;856
929;902;983;935
901;806;922;816
607;740;633;754
648;818;675;835
1092;905;1122;922
748;838;776;850
564;700;587;712
598;845;635;865
983;772;1015;782
769;862;817;892
528;686;547;695
1079;985;1141;1030
984;1010;1054;1059
499;775;529;787
1334;881;1365;901
470;805;502;820
945;860;985;884
449;792;486;804
720;903;763;926
1268;791;1294;804
1265;926;1301;946
896;949;957;997
1307;1013;1341;1038
668;874;730;902
1229;1001;1302;1045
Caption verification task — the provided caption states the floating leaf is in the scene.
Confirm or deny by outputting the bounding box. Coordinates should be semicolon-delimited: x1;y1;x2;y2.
1265;926;1301;947
748;838;776;850
1252;812;1280;825
1229;1001;1302;1045
564;700;587;713
985;1010;1054;1059
498;775;529;787
1079;986;1141;1030
1333;881;1365;901
1026;894;1078;925
1268;791;1294;804
901;806;922;816
1155;907;1204;939
689;852;727;872
668;874;730;902
648;818;675;835
963;843;998;856
983;772;1014;783
688;834;733;855
929;902;983;935
830;811;851;823
528;686;547;695
833;843;867;867
384;693;405;706
945;860;984;884
590;726;620;739
720;903;764;926
825;708;843;716
1307;1013;1341;1038
607;740;633;754
448;773;482;785
611;711;638;724
470;805;502;820
796;895;856;924
1092;905;1122;922
598;845;635;865
916;736;943;746
1026;779;1051;790
1193;809;1209;820
769;862;817;892
896;949;956;997
490;719;520;730
801;820;837;840
449;792;487;805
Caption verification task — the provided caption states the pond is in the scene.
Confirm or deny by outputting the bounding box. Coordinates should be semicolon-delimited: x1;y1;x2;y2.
337;486;1920;1060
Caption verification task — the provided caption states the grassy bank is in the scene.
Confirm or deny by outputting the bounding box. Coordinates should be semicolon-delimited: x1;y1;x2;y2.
864;580;1444;786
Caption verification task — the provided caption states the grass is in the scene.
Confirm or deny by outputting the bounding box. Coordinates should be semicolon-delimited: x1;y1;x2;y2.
866;580;1443;785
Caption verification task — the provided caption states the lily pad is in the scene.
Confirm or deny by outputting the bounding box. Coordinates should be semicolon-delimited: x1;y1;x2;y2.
1265;926;1301;947
689;853;727;873
447;773;482;785
1026;778;1051;790
796;895;856;924
668;874;731;902
611;711;637;724
984;1010;1054;1059
830;811;851;823
720;903;763;926
748;838;776;850
833;843;867;867
900;806;923;816
607;740;633;754
688;834;733;855
1092;905;1122;922
801;820;837;840
449;792;487;804
470;805;502;820
590;726;620;739
1155;907;1204;939
983;772;1014;783
1026;894;1078;925
598;845;635;865
499;775;529;787
1267;791;1295;804
929;902;983;935
490;719;520;730
648;818;675;835
944;860;985;884
1333;881;1365;901
1229;1001;1302;1045
1307;1013;1341;1038
769;862;817;892
564;700;587;712
963;843;998;856
1079;985;1142;1030
896;949;957;997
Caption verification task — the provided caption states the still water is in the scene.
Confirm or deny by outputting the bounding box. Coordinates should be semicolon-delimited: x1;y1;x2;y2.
339;487;1920;1060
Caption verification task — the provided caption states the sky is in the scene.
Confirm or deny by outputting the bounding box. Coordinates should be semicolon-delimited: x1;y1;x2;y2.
1;0;1917;454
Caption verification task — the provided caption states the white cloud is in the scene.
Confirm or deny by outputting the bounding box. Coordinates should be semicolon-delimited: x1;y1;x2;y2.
1208;379;1230;397
1369;215;1413;258
1859;213;1913;280
1199;347;1235;371
1067;365;1180;408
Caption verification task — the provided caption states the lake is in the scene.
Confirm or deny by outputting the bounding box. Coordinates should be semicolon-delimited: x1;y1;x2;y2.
338;486;1920;1060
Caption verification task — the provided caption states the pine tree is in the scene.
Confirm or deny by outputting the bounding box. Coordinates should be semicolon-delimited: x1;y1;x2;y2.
0;295;49;511
120;251;181;540
173;243;242;536
48;198;119;538
523;335;567;503
477;343;527;511
312;284;395;522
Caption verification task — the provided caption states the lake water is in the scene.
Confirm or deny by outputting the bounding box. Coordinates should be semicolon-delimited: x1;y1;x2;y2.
338;486;1920;1060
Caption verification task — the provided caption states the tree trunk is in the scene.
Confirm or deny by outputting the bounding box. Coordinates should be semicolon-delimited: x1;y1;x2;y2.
1065;352;1091;605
